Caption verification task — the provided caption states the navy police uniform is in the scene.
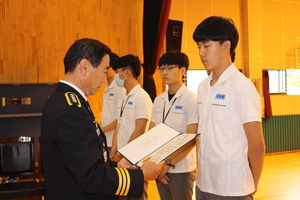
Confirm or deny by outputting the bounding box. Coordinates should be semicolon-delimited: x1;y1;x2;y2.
41;82;144;199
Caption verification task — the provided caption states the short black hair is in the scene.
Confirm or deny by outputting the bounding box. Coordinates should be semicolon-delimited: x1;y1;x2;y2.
112;54;141;79
109;52;119;67
158;50;189;70
63;38;111;73
193;16;239;62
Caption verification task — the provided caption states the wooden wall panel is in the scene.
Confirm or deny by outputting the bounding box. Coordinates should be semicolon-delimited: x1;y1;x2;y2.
0;0;143;83
0;0;143;121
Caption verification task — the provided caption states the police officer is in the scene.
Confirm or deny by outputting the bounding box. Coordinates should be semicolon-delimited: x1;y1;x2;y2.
41;38;161;200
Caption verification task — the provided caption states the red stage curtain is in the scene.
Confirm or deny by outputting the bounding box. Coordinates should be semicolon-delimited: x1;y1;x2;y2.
142;0;172;101
262;70;273;117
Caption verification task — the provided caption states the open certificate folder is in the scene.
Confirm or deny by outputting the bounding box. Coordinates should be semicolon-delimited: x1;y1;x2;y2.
117;123;200;167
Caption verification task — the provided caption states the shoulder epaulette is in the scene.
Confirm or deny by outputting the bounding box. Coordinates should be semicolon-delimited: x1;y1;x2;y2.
65;92;82;107
114;167;130;196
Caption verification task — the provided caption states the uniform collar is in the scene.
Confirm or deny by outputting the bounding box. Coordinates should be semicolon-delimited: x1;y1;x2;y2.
108;79;117;89
60;80;87;101
126;84;141;97
162;83;186;101
104;80;117;93
202;63;237;90
214;63;236;85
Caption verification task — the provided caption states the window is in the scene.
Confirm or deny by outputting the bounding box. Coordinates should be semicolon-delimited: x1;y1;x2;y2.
186;70;209;95
286;69;300;95
268;70;286;94
268;69;300;95
185;69;300;96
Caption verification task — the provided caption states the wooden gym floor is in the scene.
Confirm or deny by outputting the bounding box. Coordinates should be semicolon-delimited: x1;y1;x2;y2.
148;151;300;200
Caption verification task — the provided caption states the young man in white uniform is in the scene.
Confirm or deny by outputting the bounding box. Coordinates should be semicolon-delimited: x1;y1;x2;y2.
193;16;266;200
101;52;126;153
149;50;198;200
110;54;153;200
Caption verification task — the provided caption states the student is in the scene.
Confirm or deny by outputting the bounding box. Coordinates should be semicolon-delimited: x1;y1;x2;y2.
149;50;198;200
41;39;161;200
101;52;126;154
110;54;153;200
193;16;266;200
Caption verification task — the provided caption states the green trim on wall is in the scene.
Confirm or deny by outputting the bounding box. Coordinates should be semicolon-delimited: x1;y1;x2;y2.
262;115;300;153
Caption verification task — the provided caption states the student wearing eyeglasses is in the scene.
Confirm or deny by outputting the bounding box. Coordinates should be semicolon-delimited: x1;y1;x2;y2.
149;50;198;200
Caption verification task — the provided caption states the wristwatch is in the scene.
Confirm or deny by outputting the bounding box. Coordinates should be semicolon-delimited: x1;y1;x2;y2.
165;158;175;168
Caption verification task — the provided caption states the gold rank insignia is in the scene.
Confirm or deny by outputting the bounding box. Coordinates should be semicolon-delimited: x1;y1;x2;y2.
115;168;131;196
65;92;82;107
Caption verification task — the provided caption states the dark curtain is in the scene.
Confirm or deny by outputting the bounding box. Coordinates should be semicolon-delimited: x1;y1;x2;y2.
143;0;172;101
262;70;273;117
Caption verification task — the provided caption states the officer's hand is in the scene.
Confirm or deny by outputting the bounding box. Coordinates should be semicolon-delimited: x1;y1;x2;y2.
117;158;138;169
140;161;163;181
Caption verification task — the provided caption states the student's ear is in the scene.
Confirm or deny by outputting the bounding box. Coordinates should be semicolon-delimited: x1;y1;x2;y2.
180;67;186;75
125;69;131;76
223;40;231;52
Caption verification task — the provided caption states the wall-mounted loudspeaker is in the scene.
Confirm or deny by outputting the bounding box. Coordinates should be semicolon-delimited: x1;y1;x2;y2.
166;20;183;52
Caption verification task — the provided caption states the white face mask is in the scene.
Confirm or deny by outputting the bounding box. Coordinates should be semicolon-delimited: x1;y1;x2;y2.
114;70;127;87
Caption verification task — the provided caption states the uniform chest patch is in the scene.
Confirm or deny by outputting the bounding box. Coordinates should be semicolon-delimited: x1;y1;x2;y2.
175;106;182;109
215;94;226;100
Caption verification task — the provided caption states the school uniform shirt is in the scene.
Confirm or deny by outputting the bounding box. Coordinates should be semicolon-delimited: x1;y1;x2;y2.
151;84;198;173
101;80;126;147
196;64;261;196
41;81;144;200
116;84;152;149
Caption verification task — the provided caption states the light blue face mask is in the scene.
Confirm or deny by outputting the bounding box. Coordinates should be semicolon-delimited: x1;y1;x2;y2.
114;70;127;87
